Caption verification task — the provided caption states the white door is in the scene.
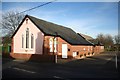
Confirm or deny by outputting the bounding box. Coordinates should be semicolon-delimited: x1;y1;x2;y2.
62;44;67;58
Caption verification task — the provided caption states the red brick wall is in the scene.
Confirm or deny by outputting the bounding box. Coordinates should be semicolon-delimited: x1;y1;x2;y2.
71;45;94;58
94;46;104;54
57;37;72;57
10;52;55;62
11;35;104;60
43;36;73;58
43;36;54;55
39;36;104;59
10;53;32;60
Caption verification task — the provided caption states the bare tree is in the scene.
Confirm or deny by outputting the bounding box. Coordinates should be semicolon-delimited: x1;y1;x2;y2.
104;34;114;50
96;33;105;44
1;11;25;36
114;35;120;51
96;33;114;51
114;35;120;44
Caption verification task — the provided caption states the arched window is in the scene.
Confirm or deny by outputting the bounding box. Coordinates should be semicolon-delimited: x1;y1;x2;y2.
54;38;57;52
31;34;34;49
49;38;53;52
26;28;29;48
22;34;24;48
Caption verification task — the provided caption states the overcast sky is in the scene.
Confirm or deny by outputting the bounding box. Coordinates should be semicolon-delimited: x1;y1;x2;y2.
2;1;118;38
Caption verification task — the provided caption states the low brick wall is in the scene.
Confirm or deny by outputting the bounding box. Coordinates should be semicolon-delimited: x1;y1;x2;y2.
10;53;55;63
29;54;55;63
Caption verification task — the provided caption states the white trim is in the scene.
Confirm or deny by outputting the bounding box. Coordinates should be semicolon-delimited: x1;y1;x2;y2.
21;28;34;51
54;38;57;52
30;33;34;49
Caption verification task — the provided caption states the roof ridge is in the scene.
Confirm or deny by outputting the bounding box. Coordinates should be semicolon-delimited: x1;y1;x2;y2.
28;15;93;45
27;15;71;30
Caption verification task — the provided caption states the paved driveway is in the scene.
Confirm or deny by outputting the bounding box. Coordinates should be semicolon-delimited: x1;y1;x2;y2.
2;52;119;79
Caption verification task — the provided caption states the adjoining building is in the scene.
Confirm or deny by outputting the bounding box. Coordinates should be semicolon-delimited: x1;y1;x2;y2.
77;33;104;54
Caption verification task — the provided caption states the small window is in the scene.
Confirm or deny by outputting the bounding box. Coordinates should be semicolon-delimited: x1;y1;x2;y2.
91;46;92;50
73;52;77;57
83;48;85;50
31;34;34;49
22;34;24;48
88;52;90;55
84;54;86;56
77;52;79;55
68;49;70;51
26;19;28;24
80;54;83;57
88;47;89;51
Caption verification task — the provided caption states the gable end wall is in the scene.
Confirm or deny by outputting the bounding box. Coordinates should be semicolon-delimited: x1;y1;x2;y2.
13;17;44;54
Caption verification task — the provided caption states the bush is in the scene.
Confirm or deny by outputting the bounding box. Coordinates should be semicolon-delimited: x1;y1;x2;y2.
2;45;11;53
80;55;83;57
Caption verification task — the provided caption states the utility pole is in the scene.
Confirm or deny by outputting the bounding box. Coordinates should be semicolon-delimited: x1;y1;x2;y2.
115;45;118;70
115;53;117;69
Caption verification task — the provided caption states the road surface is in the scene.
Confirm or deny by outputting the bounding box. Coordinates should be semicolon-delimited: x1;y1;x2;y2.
2;52;119;79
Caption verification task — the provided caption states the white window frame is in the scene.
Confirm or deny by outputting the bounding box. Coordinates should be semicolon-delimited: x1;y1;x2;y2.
22;34;24;49
26;28;29;49
31;33;34;49
49;38;53;52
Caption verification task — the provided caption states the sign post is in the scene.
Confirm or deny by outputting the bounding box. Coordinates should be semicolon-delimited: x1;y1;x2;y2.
115;53;117;69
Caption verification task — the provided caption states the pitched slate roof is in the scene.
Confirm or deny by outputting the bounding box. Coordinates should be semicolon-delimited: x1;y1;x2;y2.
77;33;93;40
12;15;93;45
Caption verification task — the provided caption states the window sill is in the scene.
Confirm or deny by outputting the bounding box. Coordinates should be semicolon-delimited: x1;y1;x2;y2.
21;48;34;52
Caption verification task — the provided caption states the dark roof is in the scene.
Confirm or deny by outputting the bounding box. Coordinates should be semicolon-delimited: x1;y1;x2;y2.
12;15;93;45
